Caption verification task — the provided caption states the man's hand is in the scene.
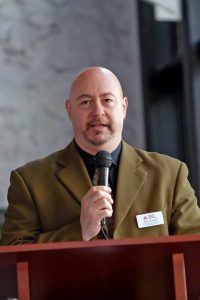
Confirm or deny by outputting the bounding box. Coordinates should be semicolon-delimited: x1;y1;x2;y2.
80;186;113;241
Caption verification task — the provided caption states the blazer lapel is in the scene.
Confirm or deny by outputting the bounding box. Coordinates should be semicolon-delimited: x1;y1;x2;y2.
114;142;147;232
55;142;92;204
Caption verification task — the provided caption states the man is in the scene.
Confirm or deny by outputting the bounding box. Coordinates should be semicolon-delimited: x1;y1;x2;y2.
1;66;200;244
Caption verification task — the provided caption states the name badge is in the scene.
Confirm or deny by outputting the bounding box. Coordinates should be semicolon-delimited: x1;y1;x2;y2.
136;211;164;228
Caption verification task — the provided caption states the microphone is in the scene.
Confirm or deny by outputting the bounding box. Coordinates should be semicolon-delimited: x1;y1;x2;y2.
94;150;112;226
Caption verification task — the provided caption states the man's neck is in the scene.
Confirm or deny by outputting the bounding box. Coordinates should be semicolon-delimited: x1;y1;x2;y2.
74;138;122;155
74;139;122;168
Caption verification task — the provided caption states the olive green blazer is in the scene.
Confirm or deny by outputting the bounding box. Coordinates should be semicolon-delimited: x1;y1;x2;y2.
1;140;200;244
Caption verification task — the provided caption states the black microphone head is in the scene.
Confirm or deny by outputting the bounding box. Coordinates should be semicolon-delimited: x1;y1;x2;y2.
94;150;112;168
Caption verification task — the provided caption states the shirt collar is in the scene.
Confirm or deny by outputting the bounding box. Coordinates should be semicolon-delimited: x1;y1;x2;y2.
74;140;122;167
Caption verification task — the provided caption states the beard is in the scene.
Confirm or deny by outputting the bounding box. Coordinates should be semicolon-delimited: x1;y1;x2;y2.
83;118;114;146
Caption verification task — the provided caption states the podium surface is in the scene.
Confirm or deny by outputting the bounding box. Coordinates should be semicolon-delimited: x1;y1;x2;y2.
0;234;200;300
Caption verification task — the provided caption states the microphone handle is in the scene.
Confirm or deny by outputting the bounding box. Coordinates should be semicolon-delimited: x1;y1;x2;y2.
97;167;109;186
97;167;109;226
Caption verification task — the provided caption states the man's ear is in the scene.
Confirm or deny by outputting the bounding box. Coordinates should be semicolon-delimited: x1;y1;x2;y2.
65;99;71;118
123;97;128;118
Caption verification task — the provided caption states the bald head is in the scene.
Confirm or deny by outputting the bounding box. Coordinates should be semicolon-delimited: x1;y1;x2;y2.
69;67;123;100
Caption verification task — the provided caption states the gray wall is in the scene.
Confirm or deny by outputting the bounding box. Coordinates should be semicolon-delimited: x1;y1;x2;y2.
0;0;146;213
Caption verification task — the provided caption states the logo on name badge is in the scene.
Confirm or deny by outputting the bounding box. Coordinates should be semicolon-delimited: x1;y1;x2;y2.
136;211;164;228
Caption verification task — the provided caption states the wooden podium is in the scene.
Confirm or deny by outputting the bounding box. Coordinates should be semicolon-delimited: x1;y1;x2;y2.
0;234;200;300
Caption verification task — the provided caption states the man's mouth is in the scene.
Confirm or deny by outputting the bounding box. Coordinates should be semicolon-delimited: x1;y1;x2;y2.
87;121;109;129
90;123;107;127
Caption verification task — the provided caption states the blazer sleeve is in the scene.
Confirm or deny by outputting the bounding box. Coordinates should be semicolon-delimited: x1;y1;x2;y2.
169;162;200;234
0;170;83;245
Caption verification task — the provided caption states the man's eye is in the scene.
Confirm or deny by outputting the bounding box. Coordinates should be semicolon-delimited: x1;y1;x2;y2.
80;100;91;105
104;98;114;104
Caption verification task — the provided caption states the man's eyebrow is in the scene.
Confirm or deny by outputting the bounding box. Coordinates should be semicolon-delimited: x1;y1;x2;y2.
77;94;92;101
100;93;115;97
77;93;116;101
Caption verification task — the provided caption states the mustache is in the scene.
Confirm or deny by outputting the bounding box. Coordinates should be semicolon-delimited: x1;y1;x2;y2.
86;118;110;129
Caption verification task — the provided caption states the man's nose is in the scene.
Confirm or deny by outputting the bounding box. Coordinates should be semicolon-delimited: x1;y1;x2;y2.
92;101;105;116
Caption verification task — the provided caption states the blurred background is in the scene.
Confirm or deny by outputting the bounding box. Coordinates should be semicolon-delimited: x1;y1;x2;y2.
0;0;200;226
